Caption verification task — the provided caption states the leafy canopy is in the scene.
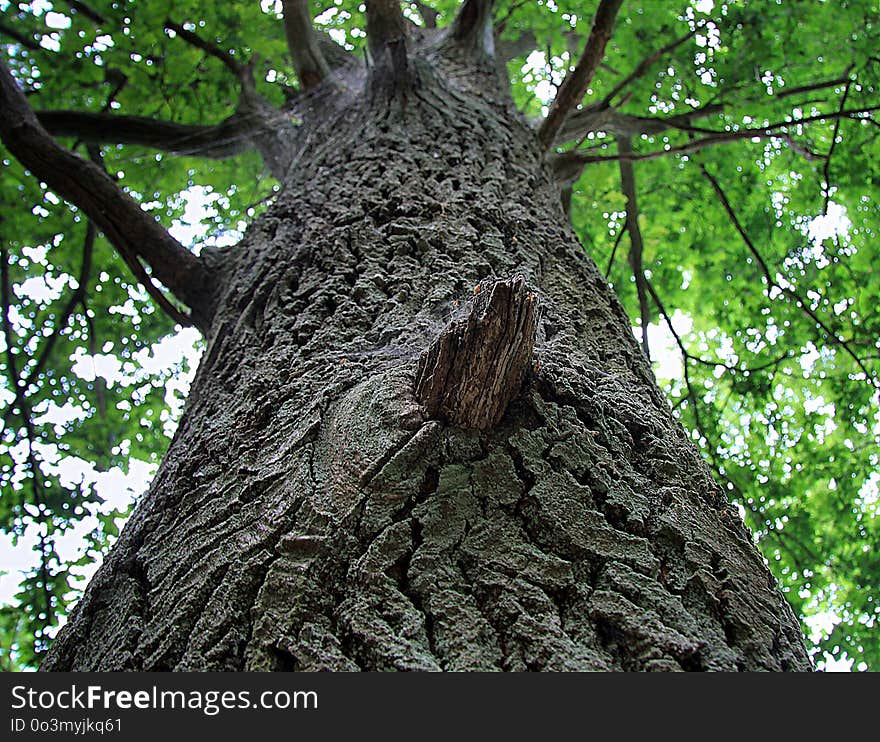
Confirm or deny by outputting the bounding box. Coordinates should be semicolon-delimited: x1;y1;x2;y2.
0;0;878;671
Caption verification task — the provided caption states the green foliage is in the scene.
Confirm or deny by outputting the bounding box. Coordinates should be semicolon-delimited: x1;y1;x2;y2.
1;0;878;671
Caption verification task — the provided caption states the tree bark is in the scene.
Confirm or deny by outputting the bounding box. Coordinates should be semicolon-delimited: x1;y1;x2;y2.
42;41;811;672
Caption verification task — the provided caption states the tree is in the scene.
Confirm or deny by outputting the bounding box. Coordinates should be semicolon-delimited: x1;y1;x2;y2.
1;0;877;671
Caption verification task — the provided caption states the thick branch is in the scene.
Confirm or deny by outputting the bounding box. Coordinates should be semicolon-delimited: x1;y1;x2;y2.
536;0;624;149
364;0;411;92
0;21;41;51
36;109;255;159
556;104;724;145
316;33;357;70
618;136;651;361
60;0;107;26
365;0;408;63
415;276;538;430
496;29;537;62
450;0;495;55
281;0;331;90
414;1;440;28
0;62;215;329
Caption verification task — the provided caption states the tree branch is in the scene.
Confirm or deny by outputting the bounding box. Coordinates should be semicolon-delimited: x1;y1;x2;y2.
0;62;216;330
617;136;651;361
556;103;724;146
35;109;256;159
365;0;410;88
161;22;295;177
604;222;626;278
600;28;697;108
281;0;332;90
164;20;243;76
496;28;537;62
551;104;879;175
700;163;879;392
557;71;860;147
2;221;94;429
59;0;107;25
822;78;851;214
536;0;624;150
450;0;496;55
0;21;41;51
365;0;408;60
644;275;706;440
413;1;440;29
774;73;852;101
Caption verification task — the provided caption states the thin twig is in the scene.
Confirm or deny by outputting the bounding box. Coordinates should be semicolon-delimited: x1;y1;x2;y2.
1;243;54;640
617;136;652;361
600;27;698;108
700;163;879;393
604;222;627;278
1;222;95;430
558;104;880;167
164;20;243;76
822;78;852;215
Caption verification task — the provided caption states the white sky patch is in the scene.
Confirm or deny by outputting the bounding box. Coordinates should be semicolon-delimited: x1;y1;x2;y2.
635;310;694;381
19;0;52;16
15;273;70;304
315;7;338;24
798;341;821;376
38;34;61;52
90;34;114;52
44;11;71;29
521;51;559;110
693;0;714;12
21;244;49;264
328;28;347;47
65;325;203;438
132;328;202;377
69;350;123;386
32;400;89;432
807;201;851;245
821;653;855;672
168;186;220;246
0;527;41;605
0;457;154;605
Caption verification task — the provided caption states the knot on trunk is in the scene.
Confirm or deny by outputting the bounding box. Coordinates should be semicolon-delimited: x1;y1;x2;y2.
414;275;539;430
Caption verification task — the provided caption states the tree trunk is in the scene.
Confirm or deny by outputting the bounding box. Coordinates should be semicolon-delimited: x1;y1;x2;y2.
42;49;811;672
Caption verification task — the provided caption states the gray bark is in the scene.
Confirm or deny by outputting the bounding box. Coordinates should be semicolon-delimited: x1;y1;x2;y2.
42;39;811;672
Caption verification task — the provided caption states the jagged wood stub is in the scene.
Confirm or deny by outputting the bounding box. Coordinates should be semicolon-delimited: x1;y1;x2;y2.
415;276;538;430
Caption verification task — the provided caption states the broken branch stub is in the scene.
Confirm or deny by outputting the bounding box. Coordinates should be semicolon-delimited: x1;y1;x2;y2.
415;276;539;430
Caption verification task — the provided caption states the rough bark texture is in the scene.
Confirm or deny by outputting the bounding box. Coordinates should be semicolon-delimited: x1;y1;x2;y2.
42;36;811;672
